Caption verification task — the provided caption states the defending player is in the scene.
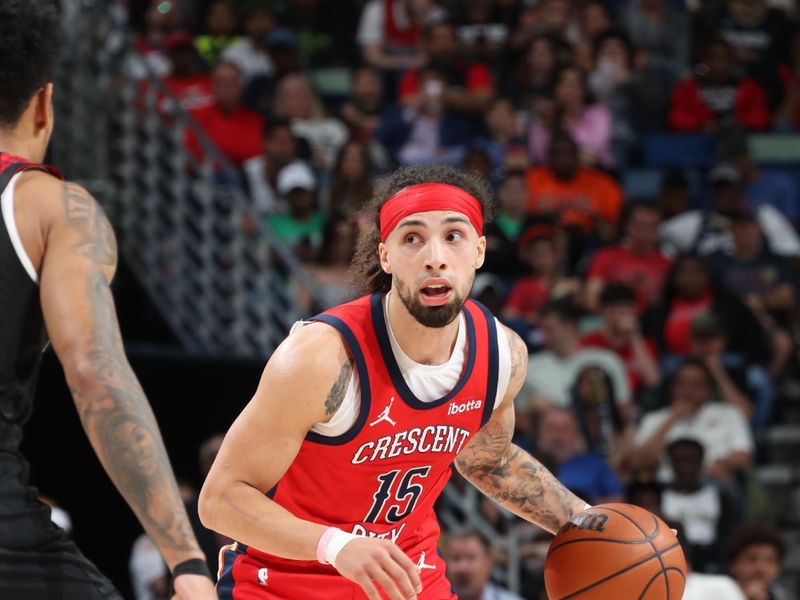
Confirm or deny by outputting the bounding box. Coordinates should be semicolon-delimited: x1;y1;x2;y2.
199;165;588;599
0;2;216;597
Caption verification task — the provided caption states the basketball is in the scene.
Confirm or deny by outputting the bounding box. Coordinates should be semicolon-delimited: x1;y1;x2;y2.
544;503;686;599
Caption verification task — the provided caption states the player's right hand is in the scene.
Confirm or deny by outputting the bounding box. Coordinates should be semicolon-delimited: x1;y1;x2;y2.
333;537;422;600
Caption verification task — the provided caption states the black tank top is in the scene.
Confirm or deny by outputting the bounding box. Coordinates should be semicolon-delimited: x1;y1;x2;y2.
0;152;65;550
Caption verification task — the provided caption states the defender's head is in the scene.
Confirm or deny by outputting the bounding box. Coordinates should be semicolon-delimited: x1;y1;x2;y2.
0;0;61;162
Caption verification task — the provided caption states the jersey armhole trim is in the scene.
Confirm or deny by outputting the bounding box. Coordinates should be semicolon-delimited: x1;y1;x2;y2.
304;314;372;445
1;171;39;284
471;300;499;427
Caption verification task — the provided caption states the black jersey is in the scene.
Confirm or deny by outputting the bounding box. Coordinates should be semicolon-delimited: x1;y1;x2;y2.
0;152;64;550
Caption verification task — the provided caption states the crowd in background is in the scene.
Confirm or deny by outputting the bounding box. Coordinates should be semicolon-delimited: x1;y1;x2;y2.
119;0;800;598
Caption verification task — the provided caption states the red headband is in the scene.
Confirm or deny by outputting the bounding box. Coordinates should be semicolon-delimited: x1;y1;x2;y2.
379;183;484;242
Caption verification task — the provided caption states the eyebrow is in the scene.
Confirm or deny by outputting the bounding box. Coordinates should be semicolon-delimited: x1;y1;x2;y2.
396;215;471;229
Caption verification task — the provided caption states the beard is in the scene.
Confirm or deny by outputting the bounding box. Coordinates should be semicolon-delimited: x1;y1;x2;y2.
394;275;470;328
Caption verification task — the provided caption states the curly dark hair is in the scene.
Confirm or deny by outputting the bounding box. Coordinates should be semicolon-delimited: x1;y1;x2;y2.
0;0;61;127
350;165;494;295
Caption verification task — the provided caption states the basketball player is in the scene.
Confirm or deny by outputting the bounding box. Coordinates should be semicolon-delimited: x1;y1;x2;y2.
200;165;589;599
0;2;216;598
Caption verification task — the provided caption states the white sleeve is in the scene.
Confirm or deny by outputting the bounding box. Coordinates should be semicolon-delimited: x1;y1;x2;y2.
659;212;701;256
758;205;800;256
494;319;511;409
633;410;667;447
722;405;754;455
713;576;748;599
605;352;631;404
357;1;384;45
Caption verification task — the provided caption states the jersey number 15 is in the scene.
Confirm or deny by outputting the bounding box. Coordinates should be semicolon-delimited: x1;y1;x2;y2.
364;466;431;523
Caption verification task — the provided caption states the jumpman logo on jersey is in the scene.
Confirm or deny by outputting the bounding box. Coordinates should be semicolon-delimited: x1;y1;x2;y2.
370;397;397;427
416;551;436;572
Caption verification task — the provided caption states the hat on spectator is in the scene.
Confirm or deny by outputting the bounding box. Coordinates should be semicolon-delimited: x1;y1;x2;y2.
164;31;194;51
277;161;316;194
518;215;557;249
708;162;741;185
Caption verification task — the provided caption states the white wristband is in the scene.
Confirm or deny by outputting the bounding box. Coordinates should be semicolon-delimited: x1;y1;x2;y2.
324;529;359;568
584;503;592;511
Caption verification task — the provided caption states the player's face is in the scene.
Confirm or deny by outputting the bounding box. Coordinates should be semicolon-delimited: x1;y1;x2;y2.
380;210;486;328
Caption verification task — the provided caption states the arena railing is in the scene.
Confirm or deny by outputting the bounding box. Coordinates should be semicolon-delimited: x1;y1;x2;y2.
51;1;323;357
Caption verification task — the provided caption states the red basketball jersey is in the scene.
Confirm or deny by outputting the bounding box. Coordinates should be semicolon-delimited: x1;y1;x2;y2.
219;293;500;599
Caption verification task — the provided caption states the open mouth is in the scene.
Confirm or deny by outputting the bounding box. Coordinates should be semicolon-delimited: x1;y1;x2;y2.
419;280;453;305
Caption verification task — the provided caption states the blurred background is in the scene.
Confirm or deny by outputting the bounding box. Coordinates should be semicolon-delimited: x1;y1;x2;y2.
26;0;800;598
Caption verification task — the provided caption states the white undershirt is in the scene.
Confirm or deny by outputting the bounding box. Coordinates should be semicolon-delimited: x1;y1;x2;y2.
308;293;511;436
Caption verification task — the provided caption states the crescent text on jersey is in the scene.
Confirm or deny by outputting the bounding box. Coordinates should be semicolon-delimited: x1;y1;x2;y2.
351;425;472;464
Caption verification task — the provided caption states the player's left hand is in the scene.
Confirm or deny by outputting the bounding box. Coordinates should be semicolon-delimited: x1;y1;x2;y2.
170;573;218;600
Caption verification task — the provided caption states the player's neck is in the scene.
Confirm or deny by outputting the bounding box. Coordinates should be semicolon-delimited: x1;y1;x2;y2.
386;292;460;366
0;130;43;163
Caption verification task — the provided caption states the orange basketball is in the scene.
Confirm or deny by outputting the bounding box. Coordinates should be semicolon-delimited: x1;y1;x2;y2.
544;503;686;599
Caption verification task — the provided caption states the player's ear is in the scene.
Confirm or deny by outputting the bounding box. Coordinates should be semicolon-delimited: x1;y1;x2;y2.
475;235;486;270
378;242;391;274
33;84;54;134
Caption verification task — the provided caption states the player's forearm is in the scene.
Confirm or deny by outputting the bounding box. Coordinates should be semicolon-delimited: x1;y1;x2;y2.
198;479;326;560
68;360;203;570
456;443;586;535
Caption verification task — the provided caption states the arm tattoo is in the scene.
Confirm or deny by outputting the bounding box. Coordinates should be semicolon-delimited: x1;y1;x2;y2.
62;183;117;268
63;186;199;560
456;415;585;534
507;330;527;383
325;361;352;416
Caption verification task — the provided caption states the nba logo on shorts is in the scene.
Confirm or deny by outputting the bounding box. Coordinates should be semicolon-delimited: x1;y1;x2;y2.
257;567;269;586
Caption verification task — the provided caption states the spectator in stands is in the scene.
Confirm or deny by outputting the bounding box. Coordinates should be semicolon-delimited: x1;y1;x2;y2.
452;0;510;65
529;65;615;168
327;140;373;217
658;169;692;221
243;116;300;215
626;477;664;517
375;68;475;165
535;406;624;505
502;220;577;325
280;0;360;69
507;34;561;112
585;201;672;313
774;28;800;131
194;0;241;66
642;254;771;364
631;357;753;486
266;161;325;262
719;131;800;223
357;0;444;73
706;210;795;379
461;147;494;184
526;131;624;244
697;0;789;83
186;62;263;167
522;299;631;413
621;0;690;77
534;0;574;40
472;97;528;179
128;0;182;80
728;524;791;600
482;172;527;278
273;73;349;169
220;1;275;85
161;32;214;113
340;67;384;142
399;21;495;117
668;39;770;132
662;438;738;572
442;528;524;600
570;1;612;72
660;164;800;258
582;284;661;394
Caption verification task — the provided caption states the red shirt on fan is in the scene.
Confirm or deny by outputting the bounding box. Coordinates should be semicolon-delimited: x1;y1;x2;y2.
587;245;672;312
503;277;550;321
664;293;713;355
186;103;263;167
163;74;214;111
398;64;493;102
580;330;659;393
